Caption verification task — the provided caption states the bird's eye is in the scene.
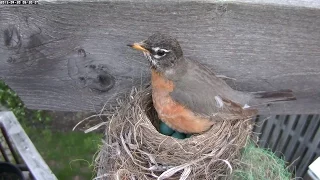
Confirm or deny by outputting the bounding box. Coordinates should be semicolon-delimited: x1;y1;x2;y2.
152;48;170;59
157;50;166;56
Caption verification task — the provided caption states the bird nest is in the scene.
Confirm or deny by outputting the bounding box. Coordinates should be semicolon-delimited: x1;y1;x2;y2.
95;86;253;180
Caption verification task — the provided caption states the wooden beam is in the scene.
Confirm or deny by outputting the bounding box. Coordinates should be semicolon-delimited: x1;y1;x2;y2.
43;0;320;9
0;111;57;180
0;1;319;114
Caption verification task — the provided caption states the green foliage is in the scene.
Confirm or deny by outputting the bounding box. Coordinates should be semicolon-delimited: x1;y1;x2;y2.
0;80;51;126
232;142;292;180
1;80;101;179
24;127;102;180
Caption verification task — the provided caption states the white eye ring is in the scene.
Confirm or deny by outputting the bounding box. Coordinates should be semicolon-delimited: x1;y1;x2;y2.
152;47;170;59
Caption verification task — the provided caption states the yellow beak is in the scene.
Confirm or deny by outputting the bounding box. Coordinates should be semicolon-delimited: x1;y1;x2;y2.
127;43;149;52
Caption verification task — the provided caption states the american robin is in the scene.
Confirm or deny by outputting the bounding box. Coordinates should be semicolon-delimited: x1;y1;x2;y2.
128;33;296;134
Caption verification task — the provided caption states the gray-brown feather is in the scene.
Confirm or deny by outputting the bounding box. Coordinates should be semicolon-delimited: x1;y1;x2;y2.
170;58;253;120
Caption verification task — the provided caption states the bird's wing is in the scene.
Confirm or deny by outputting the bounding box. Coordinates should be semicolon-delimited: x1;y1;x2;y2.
170;60;256;120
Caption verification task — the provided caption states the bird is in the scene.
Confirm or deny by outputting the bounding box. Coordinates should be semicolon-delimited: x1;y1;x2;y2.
128;33;296;134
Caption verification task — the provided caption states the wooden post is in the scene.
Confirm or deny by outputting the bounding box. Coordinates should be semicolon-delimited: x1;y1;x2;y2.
0;111;57;180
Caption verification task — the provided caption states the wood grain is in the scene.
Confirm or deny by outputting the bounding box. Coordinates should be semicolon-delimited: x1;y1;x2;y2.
0;1;319;114
0;111;57;180
44;0;320;9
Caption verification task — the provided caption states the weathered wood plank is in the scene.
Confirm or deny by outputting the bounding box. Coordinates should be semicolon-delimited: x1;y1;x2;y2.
0;111;57;180
42;0;320;9
227;0;320;8
0;1;319;113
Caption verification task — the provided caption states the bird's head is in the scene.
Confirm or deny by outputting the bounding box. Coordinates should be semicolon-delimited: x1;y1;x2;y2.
128;33;184;76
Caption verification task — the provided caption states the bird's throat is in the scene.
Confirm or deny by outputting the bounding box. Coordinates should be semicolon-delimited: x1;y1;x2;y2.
151;69;174;92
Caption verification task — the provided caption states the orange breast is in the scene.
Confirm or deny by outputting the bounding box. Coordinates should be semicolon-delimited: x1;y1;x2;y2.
151;69;214;133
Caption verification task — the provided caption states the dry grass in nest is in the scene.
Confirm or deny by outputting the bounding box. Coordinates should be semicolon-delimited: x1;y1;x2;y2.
94;86;253;180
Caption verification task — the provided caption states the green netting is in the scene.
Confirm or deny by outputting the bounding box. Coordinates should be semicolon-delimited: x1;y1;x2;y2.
232;142;292;180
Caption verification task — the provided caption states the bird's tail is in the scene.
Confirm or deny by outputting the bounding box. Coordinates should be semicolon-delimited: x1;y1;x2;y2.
250;89;296;106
